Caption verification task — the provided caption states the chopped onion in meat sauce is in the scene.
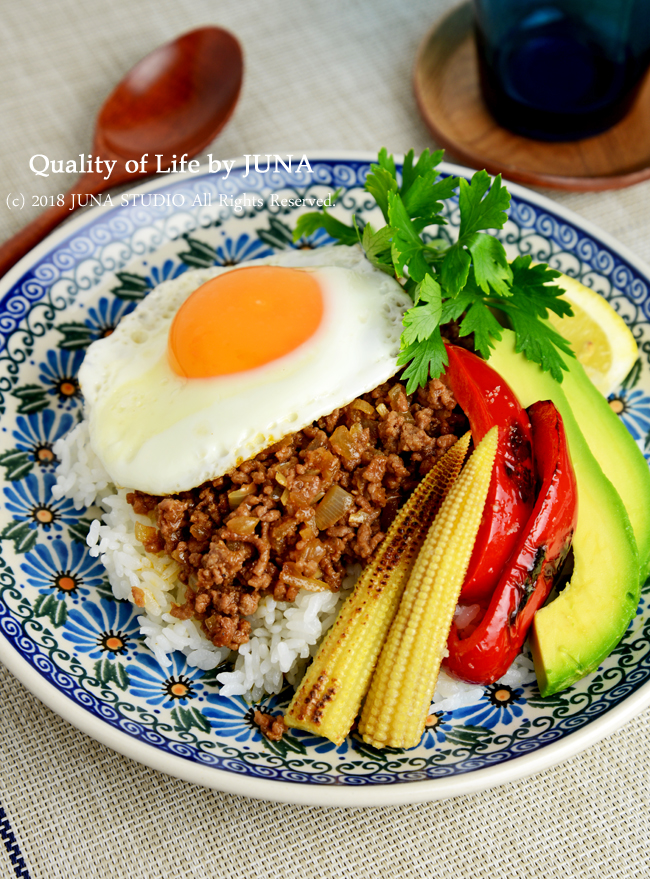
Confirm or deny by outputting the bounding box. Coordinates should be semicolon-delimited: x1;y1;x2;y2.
127;374;467;651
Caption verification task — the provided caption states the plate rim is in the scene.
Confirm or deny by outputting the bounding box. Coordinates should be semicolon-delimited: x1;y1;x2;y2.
4;626;650;807
1;150;650;806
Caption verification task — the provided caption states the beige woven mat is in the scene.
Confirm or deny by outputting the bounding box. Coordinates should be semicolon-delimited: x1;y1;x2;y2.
2;661;650;879
1;0;650;876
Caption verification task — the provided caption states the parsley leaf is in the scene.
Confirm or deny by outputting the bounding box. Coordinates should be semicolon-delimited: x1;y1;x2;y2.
459;300;504;359
376;146;397;178
441;172;512;298
486;255;575;381
397;330;448;394
509;256;573;319
400;148;444;196
501;306;571;381
290;148;576;390
292;190;358;245
467;233;512;297
402;276;443;346
440;290;476;325
365;148;399;221
365;166;398;222
402;164;458;221
440;244;471;297
387;192;431;284
361;222;394;275
458;170;510;239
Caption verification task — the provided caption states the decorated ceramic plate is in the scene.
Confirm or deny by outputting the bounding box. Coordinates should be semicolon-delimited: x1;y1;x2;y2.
1;153;649;807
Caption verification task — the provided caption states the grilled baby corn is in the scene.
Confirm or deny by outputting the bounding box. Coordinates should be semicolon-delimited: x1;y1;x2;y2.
284;433;471;744
359;426;498;749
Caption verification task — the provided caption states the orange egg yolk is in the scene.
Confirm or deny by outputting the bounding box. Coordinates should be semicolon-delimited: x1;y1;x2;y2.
167;265;324;378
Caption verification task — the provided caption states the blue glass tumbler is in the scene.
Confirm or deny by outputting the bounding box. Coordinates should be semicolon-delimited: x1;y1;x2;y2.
474;0;650;141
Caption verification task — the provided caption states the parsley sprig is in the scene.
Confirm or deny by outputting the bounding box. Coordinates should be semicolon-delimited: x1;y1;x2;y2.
293;148;574;392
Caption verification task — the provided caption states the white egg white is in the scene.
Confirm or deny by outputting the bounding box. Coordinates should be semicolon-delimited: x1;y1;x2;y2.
80;245;411;495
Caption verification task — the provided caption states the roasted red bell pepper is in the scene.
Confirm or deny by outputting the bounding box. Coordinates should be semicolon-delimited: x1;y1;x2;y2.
443;345;535;603
445;400;578;684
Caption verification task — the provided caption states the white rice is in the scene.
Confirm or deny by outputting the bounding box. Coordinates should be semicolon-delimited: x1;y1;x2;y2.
430;651;536;713
52;420;354;699
52;420;535;707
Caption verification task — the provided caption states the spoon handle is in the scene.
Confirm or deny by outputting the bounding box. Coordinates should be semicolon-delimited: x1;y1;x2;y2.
0;172;109;281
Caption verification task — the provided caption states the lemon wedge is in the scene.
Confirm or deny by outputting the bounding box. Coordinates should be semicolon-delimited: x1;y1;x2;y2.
547;273;638;397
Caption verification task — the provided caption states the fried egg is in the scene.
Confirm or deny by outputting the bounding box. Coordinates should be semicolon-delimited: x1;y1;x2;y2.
80;245;411;495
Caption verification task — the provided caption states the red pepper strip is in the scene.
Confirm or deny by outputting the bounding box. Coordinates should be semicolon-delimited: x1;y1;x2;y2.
445;400;578;685
443;345;535;603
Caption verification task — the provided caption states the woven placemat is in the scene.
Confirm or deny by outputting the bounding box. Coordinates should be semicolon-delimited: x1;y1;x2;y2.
2;0;650;876
2;664;649;879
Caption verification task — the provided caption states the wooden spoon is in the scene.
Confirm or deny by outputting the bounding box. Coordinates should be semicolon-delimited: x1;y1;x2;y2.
0;26;243;278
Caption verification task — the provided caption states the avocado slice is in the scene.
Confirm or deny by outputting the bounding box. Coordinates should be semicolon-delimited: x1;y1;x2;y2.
487;331;640;695
555;346;650;582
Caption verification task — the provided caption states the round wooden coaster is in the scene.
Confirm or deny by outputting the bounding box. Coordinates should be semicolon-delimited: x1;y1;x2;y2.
413;2;650;191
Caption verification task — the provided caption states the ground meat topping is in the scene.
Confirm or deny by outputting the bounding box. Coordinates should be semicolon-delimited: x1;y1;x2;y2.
253;710;287;742
127;374;466;651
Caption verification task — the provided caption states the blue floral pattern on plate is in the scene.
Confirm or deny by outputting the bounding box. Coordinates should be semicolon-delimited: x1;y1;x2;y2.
453;685;525;729
1;155;650;804
13;410;74;461
213;232;273;265
203;693;268;743
4;472;79;532
609;387;650;450
21;538;106;601
37;349;85;408
421;712;454;747
84;296;136;340
62;597;140;659
126;651;213;708
144;258;188;288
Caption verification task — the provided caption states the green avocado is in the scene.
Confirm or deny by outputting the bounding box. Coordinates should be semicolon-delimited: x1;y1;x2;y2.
487;331;640;695
554;346;650;583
